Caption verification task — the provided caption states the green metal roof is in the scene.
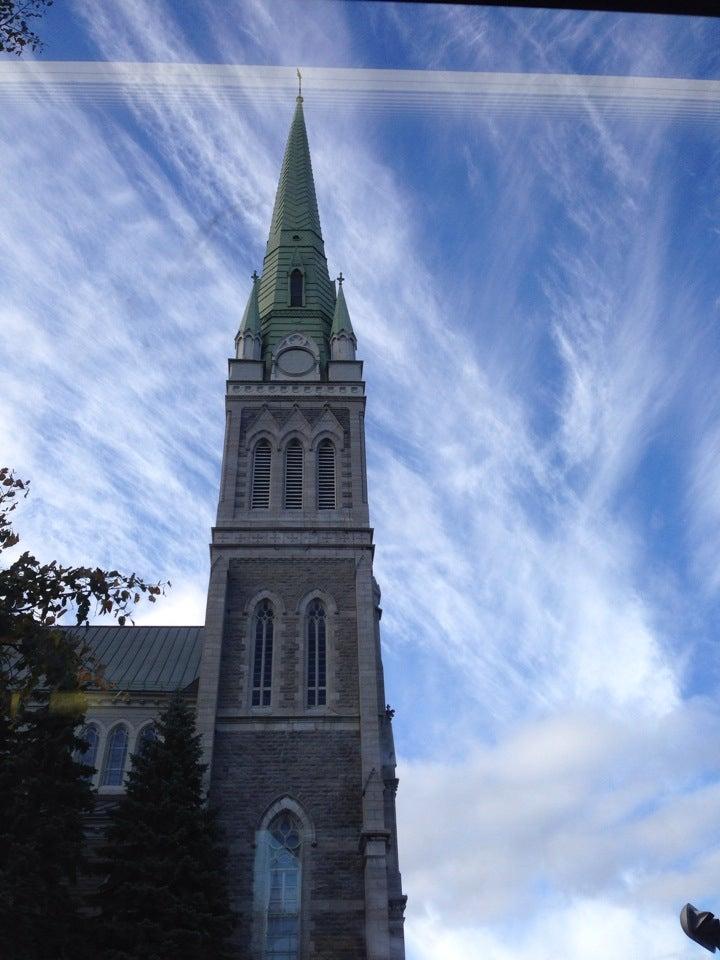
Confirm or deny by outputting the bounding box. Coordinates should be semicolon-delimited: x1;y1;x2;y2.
268;96;322;241
330;281;355;338
62;625;203;693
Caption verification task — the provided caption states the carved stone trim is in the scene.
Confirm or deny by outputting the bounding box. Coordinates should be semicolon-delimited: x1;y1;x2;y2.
359;828;391;856
389;896;408;921
212;527;374;547
228;383;364;397
384;777;399;798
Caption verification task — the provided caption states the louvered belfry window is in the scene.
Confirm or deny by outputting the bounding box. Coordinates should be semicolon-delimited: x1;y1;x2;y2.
252;600;274;707
317;440;336;510
307;599;327;708
284;440;303;510
290;269;303;307
251;440;272;509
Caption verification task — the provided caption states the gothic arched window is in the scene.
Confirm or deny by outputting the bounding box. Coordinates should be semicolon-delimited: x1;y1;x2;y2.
307;600;327;708
264;812;302;959
76;723;99;775
136;723;157;756
317;440;336;510
289;269;303;307
252;600;274;707
251;439;272;509
284;440;303;510
101;724;129;786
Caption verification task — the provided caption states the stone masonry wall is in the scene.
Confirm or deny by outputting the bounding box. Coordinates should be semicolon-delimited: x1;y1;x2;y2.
217;558;359;715
211;729;365;959
211;555;365;958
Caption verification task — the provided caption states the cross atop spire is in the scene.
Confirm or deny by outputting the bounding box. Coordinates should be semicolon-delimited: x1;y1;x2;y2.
337;272;344;287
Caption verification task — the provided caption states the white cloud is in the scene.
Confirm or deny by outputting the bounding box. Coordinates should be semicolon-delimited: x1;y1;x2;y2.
399;704;720;953
406;899;695;960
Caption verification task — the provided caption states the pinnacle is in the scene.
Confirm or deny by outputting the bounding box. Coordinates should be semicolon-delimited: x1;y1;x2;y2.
331;280;355;338
238;273;261;336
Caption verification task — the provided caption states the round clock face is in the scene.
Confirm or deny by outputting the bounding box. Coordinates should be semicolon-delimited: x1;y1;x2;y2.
276;347;316;377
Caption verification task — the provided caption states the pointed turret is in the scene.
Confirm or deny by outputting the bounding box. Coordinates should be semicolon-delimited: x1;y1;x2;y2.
330;274;357;361
257;92;336;365
235;271;263;361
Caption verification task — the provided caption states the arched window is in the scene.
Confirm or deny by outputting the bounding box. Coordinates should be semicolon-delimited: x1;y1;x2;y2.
317;440;336;510
76;723;99;775
101;724;129;786
265;812;302;959
284;440;303;510
136;723;157;756
307;600;327;708
289;269;303;307
251;440;272;509
252;600;274;707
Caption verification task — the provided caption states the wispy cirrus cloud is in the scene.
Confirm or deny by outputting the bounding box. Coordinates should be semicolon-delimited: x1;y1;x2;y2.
2;3;720;959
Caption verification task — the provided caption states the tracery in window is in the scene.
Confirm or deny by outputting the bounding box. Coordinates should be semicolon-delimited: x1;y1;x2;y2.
252;600;274;707
264;812;302;959
101;724;128;786
284;440;303;510
317;440;336;510
289;269;303;307
306;600;326;708
251;440;272;509
76;723;99;775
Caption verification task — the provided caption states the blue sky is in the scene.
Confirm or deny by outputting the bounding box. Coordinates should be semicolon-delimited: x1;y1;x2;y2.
2;2;720;958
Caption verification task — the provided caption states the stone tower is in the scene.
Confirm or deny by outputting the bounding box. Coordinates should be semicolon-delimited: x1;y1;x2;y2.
195;92;407;960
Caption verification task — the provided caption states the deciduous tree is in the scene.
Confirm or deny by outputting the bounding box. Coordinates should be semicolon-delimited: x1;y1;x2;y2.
0;468;168;958
0;0;53;54
0;467;167;712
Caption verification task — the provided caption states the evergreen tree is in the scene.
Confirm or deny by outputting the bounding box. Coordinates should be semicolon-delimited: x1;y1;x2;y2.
94;693;234;960
0;683;95;960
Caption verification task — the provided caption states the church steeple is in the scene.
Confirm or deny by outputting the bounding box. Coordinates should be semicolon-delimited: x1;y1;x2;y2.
257;93;336;364
205;81;406;960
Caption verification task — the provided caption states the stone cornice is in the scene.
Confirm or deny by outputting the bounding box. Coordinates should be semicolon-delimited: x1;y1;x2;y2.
211;526;374;548
227;381;365;399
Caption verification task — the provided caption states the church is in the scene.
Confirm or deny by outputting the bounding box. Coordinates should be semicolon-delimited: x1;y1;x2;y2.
74;88;407;960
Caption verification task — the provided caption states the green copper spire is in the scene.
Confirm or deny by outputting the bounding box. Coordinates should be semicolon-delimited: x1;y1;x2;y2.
267;95;322;241
257;93;336;364
330;274;354;337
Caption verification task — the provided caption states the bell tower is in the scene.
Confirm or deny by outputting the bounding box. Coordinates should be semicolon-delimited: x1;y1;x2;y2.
194;90;407;960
